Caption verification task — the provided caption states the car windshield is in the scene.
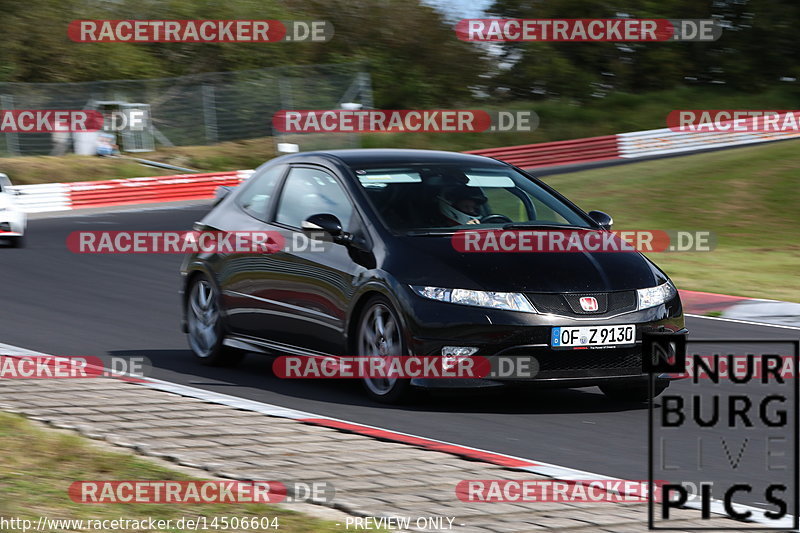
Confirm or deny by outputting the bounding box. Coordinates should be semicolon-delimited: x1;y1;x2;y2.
352;163;592;234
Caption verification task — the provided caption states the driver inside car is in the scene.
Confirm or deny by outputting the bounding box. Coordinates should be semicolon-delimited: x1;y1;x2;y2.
437;183;488;226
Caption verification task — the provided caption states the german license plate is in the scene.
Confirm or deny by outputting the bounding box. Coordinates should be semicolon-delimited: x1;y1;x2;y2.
551;325;635;348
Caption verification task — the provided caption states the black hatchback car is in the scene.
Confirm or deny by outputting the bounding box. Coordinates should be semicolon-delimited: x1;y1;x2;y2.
180;149;686;402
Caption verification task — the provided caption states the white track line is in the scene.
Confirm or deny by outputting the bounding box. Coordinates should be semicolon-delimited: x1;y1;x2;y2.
688;313;800;332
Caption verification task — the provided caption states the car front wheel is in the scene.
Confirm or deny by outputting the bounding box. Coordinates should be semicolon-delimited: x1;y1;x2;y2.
357;296;412;403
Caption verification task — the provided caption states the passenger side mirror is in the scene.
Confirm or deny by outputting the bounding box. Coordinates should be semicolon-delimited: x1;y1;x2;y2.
588;210;613;230
302;213;352;244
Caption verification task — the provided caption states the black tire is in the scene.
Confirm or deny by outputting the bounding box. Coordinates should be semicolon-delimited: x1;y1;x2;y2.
600;381;669;402
356;295;413;404
9;235;24;248
185;274;244;367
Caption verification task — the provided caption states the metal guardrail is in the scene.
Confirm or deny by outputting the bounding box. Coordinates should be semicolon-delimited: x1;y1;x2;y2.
465;135;620;169
617;125;800;158
465;112;800;169
9;170;254;213
7;183;71;213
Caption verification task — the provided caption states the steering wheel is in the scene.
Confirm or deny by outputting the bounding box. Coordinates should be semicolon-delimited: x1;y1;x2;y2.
480;214;513;224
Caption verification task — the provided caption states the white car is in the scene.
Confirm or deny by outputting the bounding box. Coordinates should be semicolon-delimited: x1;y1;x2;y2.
0;173;26;247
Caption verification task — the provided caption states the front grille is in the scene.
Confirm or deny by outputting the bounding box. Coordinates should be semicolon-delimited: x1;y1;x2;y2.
527;291;637;317
492;347;644;379
537;350;641;372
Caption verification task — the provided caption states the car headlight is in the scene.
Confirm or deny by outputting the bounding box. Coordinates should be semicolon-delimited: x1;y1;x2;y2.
637;281;677;309
411;286;537;313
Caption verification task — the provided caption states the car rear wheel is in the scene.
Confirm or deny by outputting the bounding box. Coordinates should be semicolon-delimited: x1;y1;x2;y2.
600;381;669;402
9;235;24;248
357;296;412;403
186;274;244;367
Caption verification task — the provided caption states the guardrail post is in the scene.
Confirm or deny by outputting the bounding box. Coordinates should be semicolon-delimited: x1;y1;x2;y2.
202;85;218;145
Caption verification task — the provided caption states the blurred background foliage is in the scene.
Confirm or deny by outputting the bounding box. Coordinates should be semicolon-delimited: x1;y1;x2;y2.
0;0;797;108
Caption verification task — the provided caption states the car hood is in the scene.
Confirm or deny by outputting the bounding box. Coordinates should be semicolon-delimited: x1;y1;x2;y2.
392;235;668;293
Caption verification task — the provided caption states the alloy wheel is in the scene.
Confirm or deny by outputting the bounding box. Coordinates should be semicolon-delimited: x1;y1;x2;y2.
358;302;402;396
187;279;220;358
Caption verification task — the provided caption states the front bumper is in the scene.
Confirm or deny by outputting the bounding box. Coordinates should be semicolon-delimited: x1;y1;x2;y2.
0;210;26;236
402;291;685;389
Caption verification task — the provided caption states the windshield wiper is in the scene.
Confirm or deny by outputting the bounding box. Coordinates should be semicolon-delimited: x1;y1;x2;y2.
405;230;457;236
501;222;590;230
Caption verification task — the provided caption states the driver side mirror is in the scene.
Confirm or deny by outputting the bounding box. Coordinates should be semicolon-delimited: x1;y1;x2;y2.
588;210;613;230
302;213;353;244
214;186;232;205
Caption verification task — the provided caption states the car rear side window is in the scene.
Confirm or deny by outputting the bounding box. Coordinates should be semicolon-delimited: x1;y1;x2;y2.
276;167;353;230
237;164;286;221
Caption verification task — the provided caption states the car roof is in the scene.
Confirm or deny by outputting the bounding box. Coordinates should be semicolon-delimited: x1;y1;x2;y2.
282;148;509;168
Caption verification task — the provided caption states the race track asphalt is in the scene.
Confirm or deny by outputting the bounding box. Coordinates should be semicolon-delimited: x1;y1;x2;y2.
1;203;796;512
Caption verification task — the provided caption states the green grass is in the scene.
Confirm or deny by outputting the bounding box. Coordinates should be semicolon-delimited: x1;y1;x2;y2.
0;412;343;532
540;139;800;302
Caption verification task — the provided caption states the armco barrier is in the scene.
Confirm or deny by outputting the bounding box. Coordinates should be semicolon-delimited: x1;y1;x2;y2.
466;111;800;169
465;135;620;169
10;170;254;213
9;183;71;213
617;125;800;158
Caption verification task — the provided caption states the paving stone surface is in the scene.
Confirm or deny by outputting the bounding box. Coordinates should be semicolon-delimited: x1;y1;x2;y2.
0;378;773;532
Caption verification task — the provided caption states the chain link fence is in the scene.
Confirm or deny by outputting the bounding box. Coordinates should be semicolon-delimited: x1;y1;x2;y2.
0;62;372;156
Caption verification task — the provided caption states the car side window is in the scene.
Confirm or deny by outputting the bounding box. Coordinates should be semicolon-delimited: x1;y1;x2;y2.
237;164;286;221
276;167;353;230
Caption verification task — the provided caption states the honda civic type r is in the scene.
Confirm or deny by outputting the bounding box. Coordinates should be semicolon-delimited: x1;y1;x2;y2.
180;149;686;403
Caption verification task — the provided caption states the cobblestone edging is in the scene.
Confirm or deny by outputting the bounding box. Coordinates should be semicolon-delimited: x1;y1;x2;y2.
0;378;765;532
